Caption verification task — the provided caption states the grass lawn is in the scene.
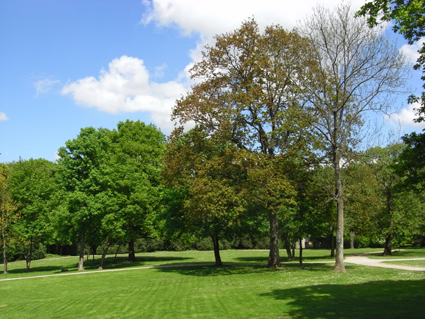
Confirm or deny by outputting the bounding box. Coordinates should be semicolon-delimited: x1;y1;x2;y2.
382;260;425;267
0;249;424;319
366;247;425;259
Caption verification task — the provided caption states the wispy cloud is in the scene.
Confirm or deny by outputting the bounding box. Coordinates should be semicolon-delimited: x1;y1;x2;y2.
386;102;425;129
0;112;9;121
400;37;425;64
34;78;60;97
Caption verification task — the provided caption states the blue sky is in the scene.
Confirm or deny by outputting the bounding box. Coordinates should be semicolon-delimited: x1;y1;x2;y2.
1;0;424;163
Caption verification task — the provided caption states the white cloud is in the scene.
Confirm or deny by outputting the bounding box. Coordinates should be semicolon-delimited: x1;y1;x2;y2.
0;112;8;121
142;0;367;38
34;78;60;97
400;37;425;64
386;102;425;129
61;56;187;131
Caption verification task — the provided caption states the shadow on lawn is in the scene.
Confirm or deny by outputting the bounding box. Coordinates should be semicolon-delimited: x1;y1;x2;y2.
260;278;425;319
157;262;339;277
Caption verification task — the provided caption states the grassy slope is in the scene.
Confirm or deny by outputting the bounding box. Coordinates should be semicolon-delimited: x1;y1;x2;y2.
0;249;424;319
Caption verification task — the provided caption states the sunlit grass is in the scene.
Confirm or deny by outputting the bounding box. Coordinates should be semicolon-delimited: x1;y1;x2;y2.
367;247;425;259
382;260;425;267
0;255;424;319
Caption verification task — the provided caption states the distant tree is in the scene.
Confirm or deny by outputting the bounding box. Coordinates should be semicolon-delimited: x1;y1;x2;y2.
171;19;317;268
9;159;59;271
365;144;425;255
297;2;410;271
0;163;17;274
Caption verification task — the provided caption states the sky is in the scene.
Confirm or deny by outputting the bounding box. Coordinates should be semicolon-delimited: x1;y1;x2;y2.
0;0;424;163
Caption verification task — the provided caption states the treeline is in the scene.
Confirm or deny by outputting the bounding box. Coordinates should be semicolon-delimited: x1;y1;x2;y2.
1;2;425;273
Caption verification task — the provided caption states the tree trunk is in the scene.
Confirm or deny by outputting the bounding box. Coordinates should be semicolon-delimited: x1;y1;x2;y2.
383;233;392;256
350;231;355;249
128;240;137;262
267;212;281;268
115;244;121;258
98;239;110;269
2;224;7;274
26;237;33;272
299;238;303;267
283;233;293;260
334;155;346;272
78;232;85;271
211;235;222;266
86;246;91;261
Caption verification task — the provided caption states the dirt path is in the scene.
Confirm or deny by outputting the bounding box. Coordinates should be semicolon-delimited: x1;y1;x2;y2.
345;256;425;271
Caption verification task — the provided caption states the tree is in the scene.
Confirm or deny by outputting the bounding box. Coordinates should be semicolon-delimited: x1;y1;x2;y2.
171;19;317;268
162;128;250;266
106;120;166;263
57;127;112;271
297;2;410;271
365;144;424;254
8;159;59;271
357;0;425;118
0;163;17;274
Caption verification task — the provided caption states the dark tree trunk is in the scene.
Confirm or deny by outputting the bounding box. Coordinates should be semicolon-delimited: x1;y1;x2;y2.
78;232;85;271
128;240;137;262
267;212;281;268
330;230;335;257
383;233;392;256
284;238;293;260
115;244;121;258
25;238;33;272
2;225;7;274
98;239;110;269
211;235;222;266
350;231;355;249
299;238;303;267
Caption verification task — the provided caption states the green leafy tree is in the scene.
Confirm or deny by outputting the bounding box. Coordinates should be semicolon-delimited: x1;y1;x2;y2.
105;120;166;263
297;2;410;271
365;144;425;254
57;127;112;271
171;19;317;268
162;128;250;265
0;163;17;274
9;159;59;271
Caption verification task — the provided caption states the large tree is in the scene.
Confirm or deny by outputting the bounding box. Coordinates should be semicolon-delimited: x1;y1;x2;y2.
106;120;166;263
171;19;317;268
9;159;59;271
297;2;410;271
57;127;112;271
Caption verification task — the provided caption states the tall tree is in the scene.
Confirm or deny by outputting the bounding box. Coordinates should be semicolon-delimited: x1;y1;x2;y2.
57;127;111;271
106;120;166;262
171;19;317;268
297;2;410;272
9;159;58;271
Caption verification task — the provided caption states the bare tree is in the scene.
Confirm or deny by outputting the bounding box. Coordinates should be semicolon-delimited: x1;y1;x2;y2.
297;2;410;272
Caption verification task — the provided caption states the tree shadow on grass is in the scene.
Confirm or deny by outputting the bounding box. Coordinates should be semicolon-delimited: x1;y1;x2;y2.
82;256;194;270
259;278;425;319
157;262;338;277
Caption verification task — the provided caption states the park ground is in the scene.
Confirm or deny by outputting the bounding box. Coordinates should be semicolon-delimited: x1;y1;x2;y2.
0;248;424;319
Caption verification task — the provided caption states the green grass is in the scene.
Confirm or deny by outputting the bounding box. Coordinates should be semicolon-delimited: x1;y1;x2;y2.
382;260;425;267
366;247;425;259
0;249;424;318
